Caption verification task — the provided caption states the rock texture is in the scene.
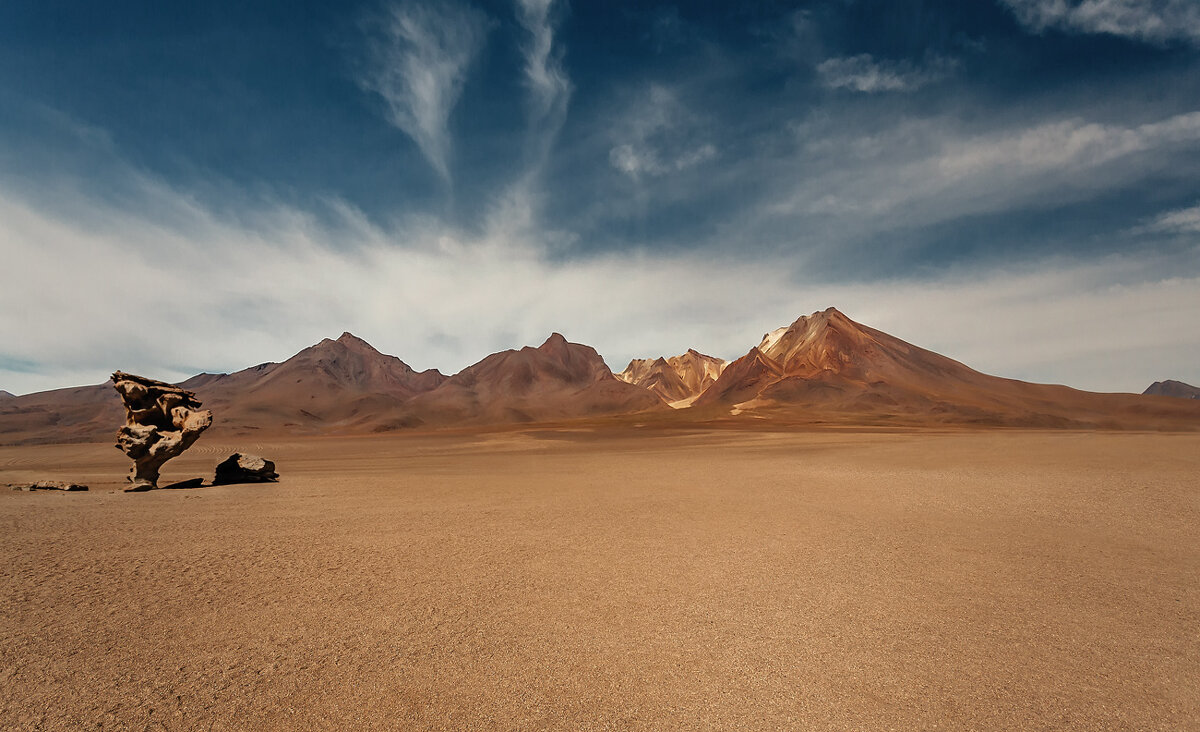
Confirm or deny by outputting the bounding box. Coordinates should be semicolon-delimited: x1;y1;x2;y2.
112;371;213;491
213;453;278;485
618;350;729;405
8;481;87;491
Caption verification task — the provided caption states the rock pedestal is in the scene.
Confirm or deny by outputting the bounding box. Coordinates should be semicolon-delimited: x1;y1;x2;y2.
112;371;212;491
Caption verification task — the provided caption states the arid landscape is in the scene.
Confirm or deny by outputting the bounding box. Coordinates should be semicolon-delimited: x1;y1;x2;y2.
3;428;1199;730
5;1;1200;729
2;308;1200;729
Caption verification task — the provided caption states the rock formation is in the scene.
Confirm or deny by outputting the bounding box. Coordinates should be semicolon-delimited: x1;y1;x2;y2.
112;371;212;491
213;453;279;485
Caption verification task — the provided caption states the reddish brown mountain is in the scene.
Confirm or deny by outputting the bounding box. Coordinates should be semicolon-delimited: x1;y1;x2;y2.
189;332;447;433
692;348;783;407
1143;380;1200;399
3;311;1198;442
618;349;728;404
694;307;1200;428
396;334;665;426
618;358;691;402
0;382;124;445
0;333;446;444
0;390;14;400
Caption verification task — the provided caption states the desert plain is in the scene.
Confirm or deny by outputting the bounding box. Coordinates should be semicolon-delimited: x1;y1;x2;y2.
2;426;1197;731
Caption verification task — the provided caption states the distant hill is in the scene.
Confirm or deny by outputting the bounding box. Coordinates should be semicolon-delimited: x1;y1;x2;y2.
395;333;665;427
1143;380;1200;399
183;332;447;434
617;349;728;405
0;333;447;444
0;390;14;400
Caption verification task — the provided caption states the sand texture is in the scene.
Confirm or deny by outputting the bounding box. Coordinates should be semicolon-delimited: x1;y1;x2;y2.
2;429;1198;730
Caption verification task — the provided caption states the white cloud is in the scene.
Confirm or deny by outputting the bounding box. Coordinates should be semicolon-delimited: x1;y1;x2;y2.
1142;202;1200;233
609;142;716;177
817;53;957;93
608;85;718;181
0;175;1197;396
358;0;489;182
936;112;1200;179
771;110;1200;236
502;0;573;234
1002;0;1200;45
514;0;571;132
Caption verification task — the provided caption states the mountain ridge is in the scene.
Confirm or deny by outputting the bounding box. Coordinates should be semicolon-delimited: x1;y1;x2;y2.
1144;380;1200;399
617;349;728;404
394;333;665;427
2;310;1198;444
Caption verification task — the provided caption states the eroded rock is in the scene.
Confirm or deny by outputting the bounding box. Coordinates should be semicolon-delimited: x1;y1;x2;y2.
213;453;278;485
112;371;212;491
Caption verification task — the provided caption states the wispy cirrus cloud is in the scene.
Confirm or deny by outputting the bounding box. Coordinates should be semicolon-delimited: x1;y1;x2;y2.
514;0;572;138
816;53;958;93
773;110;1200;230
935;111;1200;179
607;85;718;181
1001;0;1200;46
358;0;490;182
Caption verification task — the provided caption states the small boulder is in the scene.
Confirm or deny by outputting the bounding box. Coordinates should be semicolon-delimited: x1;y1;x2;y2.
213;453;279;485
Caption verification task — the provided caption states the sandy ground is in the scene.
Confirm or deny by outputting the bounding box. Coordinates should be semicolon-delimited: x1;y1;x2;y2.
1;428;1198;731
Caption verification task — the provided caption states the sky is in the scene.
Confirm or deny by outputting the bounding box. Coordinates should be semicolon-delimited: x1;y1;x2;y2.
1;0;1198;395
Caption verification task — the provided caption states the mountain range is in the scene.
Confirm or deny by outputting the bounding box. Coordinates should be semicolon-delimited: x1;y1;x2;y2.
2;308;1198;444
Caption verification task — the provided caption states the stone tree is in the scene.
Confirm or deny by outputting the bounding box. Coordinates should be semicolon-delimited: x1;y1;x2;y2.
112;371;212;491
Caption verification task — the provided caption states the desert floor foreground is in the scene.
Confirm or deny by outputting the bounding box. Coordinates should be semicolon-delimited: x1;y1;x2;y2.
1;429;1198;731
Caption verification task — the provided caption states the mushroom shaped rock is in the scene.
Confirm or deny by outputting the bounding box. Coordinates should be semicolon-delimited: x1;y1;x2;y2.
112;371;213;491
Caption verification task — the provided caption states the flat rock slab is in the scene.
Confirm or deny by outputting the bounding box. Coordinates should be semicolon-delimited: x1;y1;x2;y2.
9;481;88;492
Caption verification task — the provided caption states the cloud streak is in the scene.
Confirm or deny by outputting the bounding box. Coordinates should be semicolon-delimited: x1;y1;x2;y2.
770;110;1200;241
358;0;489;182
1141;202;1200;233
1002;0;1200;46
515;0;572;136
0;171;1196;396
817;53;958;93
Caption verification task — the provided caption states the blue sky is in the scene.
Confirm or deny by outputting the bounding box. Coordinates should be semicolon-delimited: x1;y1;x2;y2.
1;0;1198;394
